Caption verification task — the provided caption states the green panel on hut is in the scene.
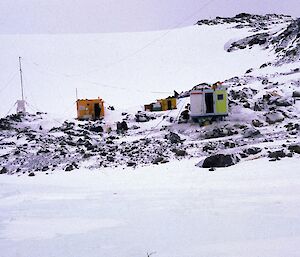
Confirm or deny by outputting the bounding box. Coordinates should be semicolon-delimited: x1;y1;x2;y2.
215;90;227;114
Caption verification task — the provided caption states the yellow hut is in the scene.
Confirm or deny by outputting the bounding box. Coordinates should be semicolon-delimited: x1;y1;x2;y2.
76;98;104;120
158;97;177;111
144;97;177;112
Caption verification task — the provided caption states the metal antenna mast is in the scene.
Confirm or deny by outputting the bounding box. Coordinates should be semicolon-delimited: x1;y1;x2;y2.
19;56;24;101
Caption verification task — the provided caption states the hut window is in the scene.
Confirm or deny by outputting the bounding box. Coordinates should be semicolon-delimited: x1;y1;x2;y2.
217;94;224;100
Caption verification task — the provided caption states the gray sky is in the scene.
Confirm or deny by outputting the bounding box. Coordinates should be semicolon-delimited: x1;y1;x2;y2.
0;0;300;34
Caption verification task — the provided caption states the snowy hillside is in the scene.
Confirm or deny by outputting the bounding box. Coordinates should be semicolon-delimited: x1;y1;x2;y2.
1;13;300;175
0;17;272;118
1;13;300;257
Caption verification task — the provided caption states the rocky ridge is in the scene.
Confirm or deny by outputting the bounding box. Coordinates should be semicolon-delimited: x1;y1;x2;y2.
198;13;300;64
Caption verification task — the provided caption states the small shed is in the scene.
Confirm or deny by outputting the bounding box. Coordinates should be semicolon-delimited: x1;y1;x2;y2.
144;97;177;112
76;98;104;120
190;82;228;121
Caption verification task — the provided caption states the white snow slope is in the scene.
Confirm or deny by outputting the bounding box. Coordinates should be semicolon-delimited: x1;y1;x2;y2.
1;158;300;257
0;24;268;118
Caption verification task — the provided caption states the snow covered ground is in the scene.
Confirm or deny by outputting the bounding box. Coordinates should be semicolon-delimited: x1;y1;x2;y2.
1;157;300;257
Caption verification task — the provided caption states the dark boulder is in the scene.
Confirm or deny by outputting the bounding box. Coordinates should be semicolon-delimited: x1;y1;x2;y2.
274;97;293;107
172;149;187;156
268;150;286;159
106;156;115;162
252;119;264;127
42;166;49;172
292;91;300;98
165;132;183;144
288;144;300;154
243;128;261;138
65;164;74;172
117;121;129;131
178;110;190;123
135;112;150;122
127;161;136;167
224;141;235;148
201;154;240;168
0;167;8;174
89;125;103;133
152;156;168;165
243;147;262;155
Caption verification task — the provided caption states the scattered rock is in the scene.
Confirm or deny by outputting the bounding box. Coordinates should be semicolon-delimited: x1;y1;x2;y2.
224;141;235;148
28;172;35;177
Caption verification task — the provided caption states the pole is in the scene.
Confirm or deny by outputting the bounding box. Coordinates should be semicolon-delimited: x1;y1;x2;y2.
76;88;78;100
19;57;24;101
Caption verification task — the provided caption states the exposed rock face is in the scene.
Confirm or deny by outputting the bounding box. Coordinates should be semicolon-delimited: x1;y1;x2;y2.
227;33;269;52
197;13;292;31
199;14;300;64
201;154;240;168
272;18;300;63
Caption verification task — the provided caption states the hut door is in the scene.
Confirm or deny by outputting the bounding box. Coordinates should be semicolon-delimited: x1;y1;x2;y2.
167;100;172;110
94;103;101;119
205;93;214;113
